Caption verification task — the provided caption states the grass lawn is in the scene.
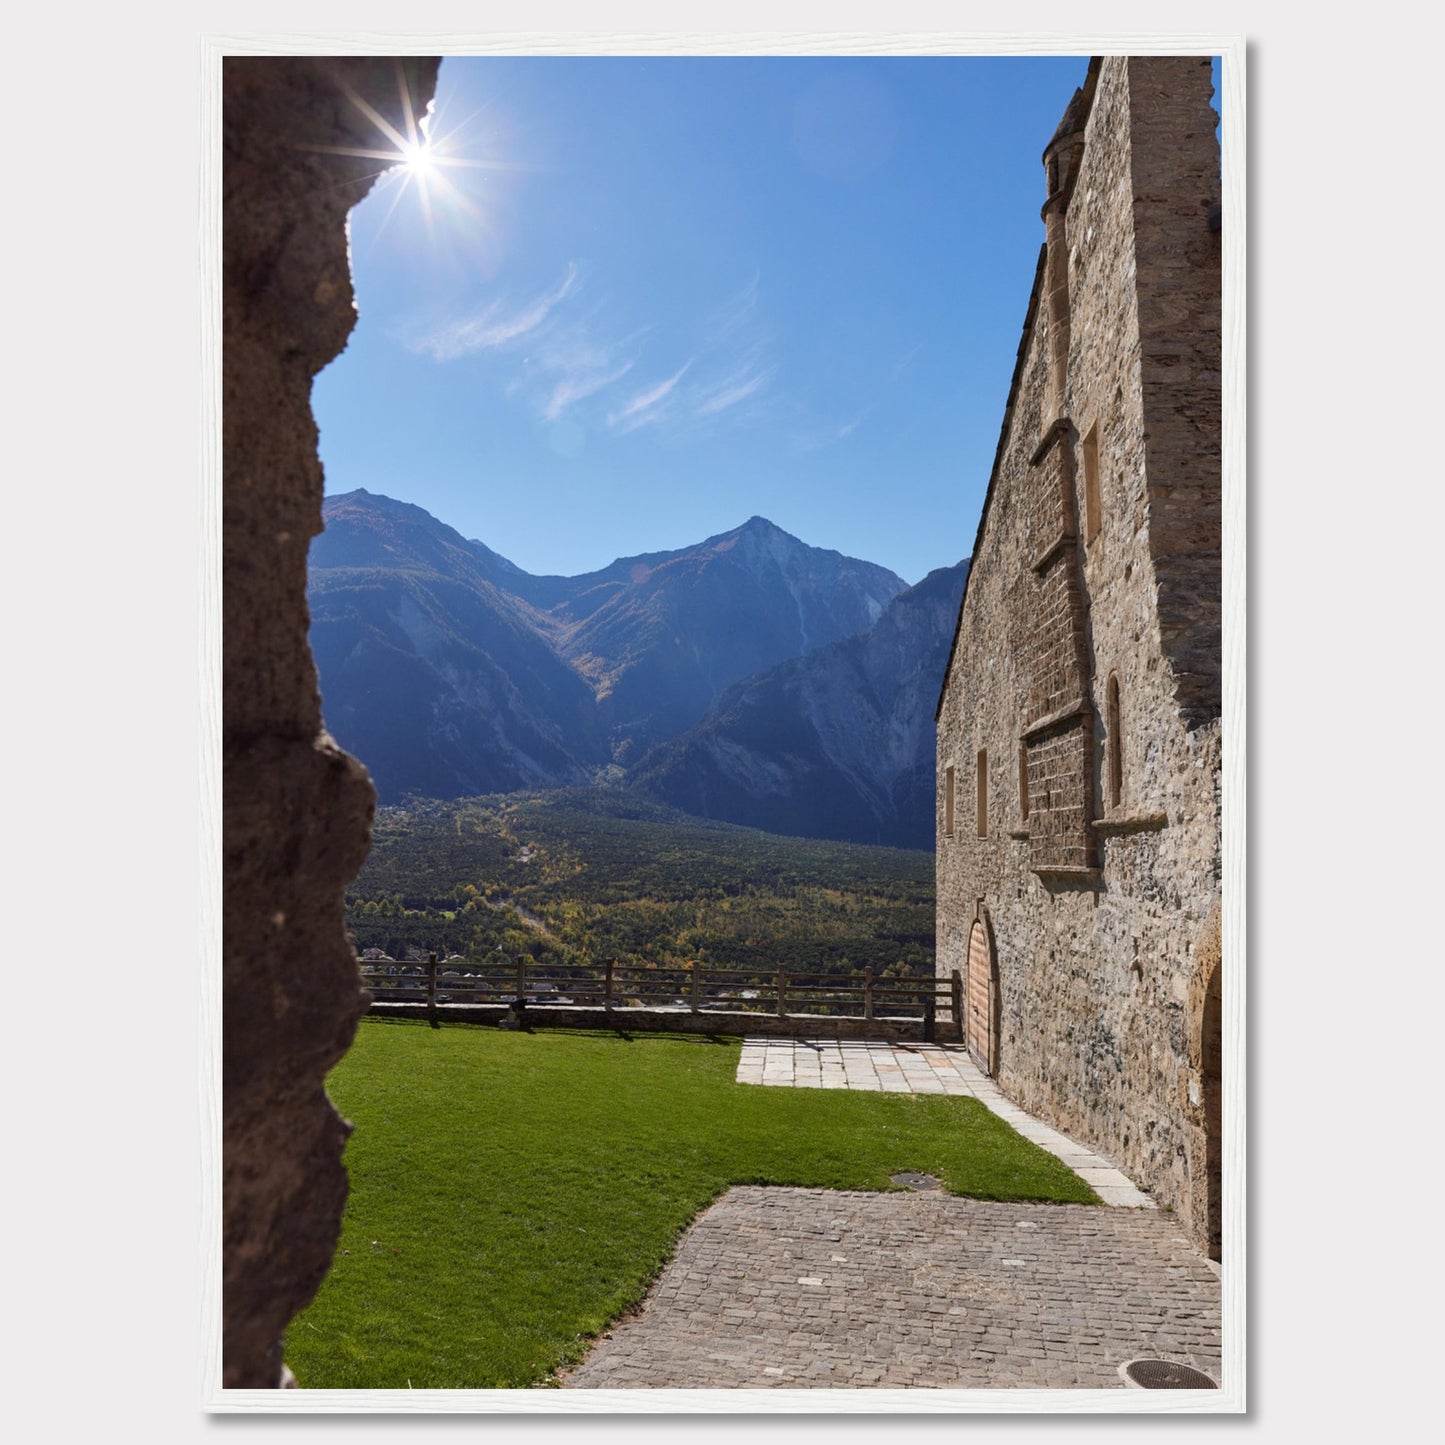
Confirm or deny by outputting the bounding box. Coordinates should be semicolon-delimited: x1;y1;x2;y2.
286;1018;1097;1388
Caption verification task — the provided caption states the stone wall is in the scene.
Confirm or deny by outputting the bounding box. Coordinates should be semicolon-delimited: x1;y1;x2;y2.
936;57;1222;1256
222;55;440;1388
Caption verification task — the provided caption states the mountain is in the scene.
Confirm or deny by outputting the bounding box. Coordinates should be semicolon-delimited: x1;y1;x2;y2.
308;491;908;805
309;496;609;800
627;561;970;848
543;514;906;761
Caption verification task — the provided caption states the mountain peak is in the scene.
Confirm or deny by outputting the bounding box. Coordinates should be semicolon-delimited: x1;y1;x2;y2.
713;515;802;552
719;517;791;543
734;515;798;543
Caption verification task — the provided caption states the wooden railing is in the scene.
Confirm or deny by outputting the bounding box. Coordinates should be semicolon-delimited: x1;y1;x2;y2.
359;954;964;1036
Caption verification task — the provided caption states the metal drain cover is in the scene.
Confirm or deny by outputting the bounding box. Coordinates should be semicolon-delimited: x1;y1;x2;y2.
890;1172;941;1190
1122;1359;1218;1389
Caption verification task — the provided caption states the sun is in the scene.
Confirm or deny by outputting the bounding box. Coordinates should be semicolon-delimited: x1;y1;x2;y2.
314;64;498;243
398;138;435;180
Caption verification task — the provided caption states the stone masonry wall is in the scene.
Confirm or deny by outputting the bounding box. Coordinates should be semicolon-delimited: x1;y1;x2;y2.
223;56;441;1387
1128;58;1223;730
1022;426;1095;874
937;57;1222;1255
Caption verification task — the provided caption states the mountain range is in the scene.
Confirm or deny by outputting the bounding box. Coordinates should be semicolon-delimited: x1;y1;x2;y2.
630;562;969;848
308;489;967;847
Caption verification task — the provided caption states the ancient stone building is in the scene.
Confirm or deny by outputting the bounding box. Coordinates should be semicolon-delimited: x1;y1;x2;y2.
222;54;441;1387
935;56;1222;1257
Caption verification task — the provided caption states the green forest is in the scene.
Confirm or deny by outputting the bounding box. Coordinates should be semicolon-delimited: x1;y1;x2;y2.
346;788;936;979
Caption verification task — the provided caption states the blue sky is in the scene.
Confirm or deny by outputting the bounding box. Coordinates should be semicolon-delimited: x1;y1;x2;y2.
317;55;1136;585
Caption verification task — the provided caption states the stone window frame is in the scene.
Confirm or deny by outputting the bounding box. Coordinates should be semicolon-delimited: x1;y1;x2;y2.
1106;672;1123;811
1081;421;1102;545
976;748;989;838
944;763;956;837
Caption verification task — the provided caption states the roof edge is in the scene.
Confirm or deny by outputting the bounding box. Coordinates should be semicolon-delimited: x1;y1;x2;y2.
934;56;1104;724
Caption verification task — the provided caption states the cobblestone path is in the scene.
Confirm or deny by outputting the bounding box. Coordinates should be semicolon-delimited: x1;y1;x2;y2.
563;1187;1222;1390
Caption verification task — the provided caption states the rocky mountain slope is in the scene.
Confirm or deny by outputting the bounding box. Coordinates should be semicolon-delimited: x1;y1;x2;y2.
308;490;910;808
627;562;969;848
308;502;609;799
541;511;905;762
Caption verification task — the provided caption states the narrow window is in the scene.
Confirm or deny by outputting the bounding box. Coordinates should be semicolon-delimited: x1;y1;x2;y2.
944;765;956;837
1082;423;1101;544
976;749;988;837
1106;674;1123;810
1018;740;1030;822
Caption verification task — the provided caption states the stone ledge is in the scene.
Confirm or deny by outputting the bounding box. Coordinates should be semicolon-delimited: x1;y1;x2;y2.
1029;415;1072;465
1021;698;1091;739
1030;530;1078;574
1093;811;1169;835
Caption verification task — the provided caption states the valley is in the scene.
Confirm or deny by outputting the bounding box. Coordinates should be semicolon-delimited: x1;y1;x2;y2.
344;789;936;979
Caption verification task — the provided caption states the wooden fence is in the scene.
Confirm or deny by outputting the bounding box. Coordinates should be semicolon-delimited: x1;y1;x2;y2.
359;954;964;1039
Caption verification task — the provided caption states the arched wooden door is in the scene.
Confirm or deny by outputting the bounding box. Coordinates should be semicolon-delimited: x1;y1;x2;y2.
965;917;998;1074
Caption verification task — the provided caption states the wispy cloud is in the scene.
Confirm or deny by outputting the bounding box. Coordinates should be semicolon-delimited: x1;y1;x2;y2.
609;361;694;432
529;322;652;421
544;359;635;420
401;267;780;439
695;364;776;416
704;274;761;344
794;405;873;453
684;277;778;423
890;343;923;381
409;263;579;360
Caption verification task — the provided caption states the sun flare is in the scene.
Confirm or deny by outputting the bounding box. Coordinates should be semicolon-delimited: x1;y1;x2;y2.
313;63;502;255
398;139;435;179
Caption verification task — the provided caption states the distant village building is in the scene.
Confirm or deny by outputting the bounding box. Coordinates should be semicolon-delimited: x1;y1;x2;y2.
935;56;1222;1257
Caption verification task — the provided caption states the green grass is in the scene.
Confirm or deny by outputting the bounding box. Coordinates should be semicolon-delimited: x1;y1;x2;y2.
286;1019;1098;1388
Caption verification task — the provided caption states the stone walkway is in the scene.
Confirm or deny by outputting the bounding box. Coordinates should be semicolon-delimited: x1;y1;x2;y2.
562;1037;1222;1391
562;1188;1221;1390
737;1038;1152;1207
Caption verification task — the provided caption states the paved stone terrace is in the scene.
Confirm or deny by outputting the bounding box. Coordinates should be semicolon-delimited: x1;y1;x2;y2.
737;1038;1152;1207
563;1038;1220;1391
562;1188;1222;1390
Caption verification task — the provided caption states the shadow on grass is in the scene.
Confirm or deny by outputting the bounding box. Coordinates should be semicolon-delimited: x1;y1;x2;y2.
364;1015;734;1046
553;1028;734;1047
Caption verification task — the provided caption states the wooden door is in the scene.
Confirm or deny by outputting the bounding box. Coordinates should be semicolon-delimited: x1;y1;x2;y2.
966;919;996;1074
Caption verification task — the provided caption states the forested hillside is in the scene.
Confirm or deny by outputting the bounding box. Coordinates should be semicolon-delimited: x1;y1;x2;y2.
345;789;935;978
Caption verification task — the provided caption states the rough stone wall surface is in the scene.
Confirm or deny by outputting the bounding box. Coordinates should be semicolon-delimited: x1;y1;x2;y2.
937;57;1221;1255
1128;58;1223;729
222;56;441;1388
1020;425;1095;873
